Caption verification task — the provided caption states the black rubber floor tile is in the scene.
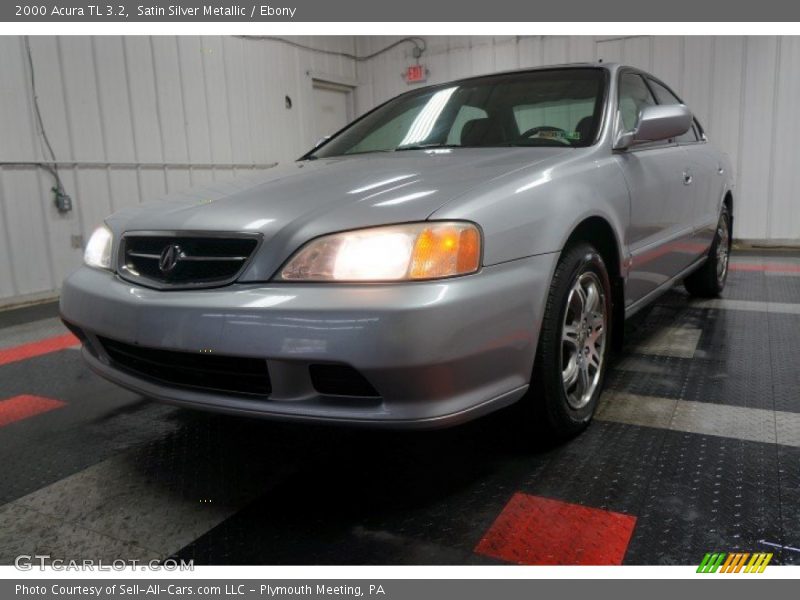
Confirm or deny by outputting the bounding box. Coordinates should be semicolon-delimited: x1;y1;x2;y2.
721;271;773;302
0;353;178;504
682;357;776;412
691;304;771;358
0;348;117;403
763;274;800;304
767;313;800;414
607;353;694;402
776;445;800;565
609;303;780;412
624;430;782;565
514;420;665;516
170;413;533;565
172;419;665;565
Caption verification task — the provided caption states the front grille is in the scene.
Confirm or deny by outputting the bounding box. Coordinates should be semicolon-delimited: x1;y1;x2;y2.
309;364;380;397
98;337;271;397
118;232;260;289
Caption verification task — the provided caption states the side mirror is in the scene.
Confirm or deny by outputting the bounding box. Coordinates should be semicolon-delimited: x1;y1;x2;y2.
614;104;692;150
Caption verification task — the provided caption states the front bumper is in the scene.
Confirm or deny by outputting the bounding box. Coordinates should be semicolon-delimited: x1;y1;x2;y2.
60;253;557;428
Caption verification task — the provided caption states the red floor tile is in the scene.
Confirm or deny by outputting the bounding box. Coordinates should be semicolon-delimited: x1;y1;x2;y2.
0;394;66;427
475;493;637;565
0;333;79;367
730;262;800;273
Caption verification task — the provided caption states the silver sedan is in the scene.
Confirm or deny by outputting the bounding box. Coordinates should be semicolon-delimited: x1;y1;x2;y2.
60;63;734;437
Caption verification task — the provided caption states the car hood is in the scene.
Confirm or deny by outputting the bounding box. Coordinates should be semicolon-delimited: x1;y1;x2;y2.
108;148;570;280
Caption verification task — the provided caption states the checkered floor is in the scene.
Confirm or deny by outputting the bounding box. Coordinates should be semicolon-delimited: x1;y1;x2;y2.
1;250;798;565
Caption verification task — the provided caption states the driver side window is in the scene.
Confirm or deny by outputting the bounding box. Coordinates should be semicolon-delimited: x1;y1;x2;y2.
618;73;656;132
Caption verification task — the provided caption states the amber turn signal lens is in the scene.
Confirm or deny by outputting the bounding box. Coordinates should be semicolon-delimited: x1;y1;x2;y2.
409;223;481;279
279;221;481;282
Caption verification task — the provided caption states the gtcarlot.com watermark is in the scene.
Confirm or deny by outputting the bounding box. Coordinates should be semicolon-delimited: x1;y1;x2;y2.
14;555;194;572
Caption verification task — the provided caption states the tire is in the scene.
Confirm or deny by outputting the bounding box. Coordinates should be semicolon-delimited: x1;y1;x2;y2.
521;243;613;441
684;205;732;298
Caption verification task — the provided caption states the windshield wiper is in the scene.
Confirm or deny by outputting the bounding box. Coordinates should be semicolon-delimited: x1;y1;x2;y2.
394;143;462;152
304;149;396;160
495;141;575;148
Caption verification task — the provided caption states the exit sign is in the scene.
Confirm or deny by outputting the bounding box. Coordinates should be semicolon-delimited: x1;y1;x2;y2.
405;64;427;84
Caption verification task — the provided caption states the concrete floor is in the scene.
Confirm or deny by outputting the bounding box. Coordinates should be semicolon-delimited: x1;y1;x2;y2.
0;250;798;565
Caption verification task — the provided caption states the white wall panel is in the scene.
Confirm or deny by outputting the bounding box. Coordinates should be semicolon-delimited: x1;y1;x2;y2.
59;36;116;249
707;37;745;191
770;37;800;241
595;38;623;64
466;41;495;78
93;37;141;216
493;37;520;72
568;37;597;63
622;36;653;72
357;35;800;243
517;36;544;68
0;35;356;306
737;37;778;240
178;37;215;168
542;36;570;65
25;37;85;289
221;38;251;167
682;37;714;129
0;37;55;298
0;179;17;299
651;37;683;87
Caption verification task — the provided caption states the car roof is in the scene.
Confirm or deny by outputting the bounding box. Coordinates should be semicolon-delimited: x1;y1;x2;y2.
405;62;626;94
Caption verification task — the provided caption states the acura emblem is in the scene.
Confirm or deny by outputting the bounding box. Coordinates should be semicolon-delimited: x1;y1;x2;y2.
158;244;182;274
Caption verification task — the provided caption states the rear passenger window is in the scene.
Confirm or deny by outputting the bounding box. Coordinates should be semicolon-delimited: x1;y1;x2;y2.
647;79;698;143
618;73;657;131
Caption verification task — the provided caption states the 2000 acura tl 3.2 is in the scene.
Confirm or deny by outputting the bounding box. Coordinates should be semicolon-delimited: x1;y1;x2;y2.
61;63;734;437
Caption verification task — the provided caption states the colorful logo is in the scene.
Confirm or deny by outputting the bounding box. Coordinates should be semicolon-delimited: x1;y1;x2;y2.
697;552;773;573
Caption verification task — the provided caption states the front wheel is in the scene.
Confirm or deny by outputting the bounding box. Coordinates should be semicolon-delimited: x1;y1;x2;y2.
522;243;613;440
684;205;731;297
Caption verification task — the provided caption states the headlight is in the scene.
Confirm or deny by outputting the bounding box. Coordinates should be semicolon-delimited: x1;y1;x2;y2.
84;225;113;270
279;222;481;282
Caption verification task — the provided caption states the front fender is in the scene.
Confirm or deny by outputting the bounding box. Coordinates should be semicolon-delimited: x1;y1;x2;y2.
430;151;630;267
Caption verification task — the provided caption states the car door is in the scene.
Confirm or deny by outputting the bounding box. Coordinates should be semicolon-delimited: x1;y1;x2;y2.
646;78;721;256
613;71;696;307
681;129;727;252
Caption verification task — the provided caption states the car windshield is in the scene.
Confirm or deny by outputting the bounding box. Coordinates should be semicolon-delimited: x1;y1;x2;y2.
309;68;606;159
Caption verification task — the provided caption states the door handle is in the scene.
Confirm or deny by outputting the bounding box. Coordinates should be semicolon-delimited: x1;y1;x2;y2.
718;166;725;175
683;171;693;185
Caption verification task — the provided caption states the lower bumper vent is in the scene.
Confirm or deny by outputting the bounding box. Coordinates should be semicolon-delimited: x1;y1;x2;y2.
98;337;271;397
309;364;380;398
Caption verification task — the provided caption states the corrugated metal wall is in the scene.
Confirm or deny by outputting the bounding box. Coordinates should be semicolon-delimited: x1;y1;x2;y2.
355;35;800;245
0;35;356;307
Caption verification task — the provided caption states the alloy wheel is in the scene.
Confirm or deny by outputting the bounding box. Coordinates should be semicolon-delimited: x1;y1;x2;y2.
560;271;607;410
716;214;730;285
